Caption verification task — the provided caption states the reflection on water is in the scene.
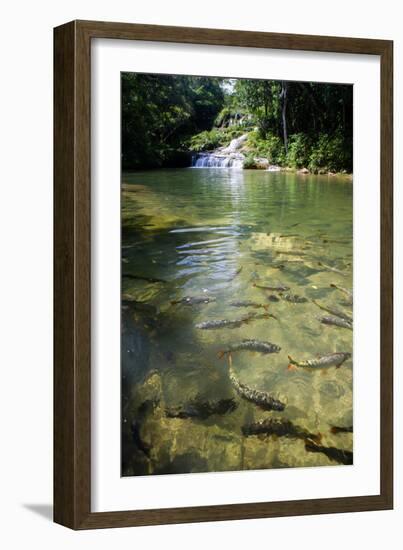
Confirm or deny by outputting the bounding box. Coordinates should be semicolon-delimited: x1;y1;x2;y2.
121;168;353;476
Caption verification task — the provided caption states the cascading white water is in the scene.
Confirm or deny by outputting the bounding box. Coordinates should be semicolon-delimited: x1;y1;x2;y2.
192;153;244;169
191;133;247;169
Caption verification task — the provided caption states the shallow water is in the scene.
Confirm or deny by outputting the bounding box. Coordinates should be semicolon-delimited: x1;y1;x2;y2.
121;168;353;476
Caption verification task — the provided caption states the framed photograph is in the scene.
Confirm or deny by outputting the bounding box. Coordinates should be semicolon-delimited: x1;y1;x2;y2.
54;20;393;529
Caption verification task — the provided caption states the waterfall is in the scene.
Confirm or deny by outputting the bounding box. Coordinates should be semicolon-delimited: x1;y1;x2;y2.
191;134;247;169
192;153;244;169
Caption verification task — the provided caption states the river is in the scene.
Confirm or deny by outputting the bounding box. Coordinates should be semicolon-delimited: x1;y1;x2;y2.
121;168;353;476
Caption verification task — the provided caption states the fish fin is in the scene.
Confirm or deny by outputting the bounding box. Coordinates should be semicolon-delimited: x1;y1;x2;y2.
315;432;323;443
217;350;226;360
330;426;338;434
287;364;298;372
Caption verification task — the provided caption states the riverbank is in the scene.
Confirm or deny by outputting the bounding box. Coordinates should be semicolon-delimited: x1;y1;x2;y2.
190;131;352;178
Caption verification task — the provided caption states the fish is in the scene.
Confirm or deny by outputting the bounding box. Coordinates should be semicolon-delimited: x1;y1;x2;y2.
242;417;321;442
122;273;167;284
165;396;237;420
230;300;269;310
275;249;307;256
287;352;351;370
305;440;353;465
121;296;158;315
322;238;350;244
253;283;290;292
318;261;347;276
280;293;308;303
330;425;353;434
312;299;353;323
319;315;353;330
195;312;275;330
171;295;216;306
218;339;281;358
330;283;353;305
229;358;286;411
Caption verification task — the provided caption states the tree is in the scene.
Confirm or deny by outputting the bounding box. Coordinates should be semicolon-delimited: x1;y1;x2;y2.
280;81;288;154
234;79;274;138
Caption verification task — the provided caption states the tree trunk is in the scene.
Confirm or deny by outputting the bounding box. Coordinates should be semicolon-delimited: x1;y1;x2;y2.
281;81;288;154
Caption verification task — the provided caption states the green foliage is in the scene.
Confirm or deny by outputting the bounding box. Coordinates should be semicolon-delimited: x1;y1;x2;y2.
243;153;257;169
122;73;224;169
234;80;279;138
308;133;353;173
188;127;245;152
246;131;285;165
286;133;311;168
122;72;353;173
188;130;223;152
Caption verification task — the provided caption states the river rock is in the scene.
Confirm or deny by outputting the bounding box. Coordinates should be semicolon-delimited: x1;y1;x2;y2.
254;157;269;169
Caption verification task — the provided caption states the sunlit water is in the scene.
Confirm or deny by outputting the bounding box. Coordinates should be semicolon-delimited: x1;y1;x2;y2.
121;168;353;476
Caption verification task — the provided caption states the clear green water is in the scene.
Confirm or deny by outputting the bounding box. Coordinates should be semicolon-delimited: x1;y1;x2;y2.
121;168;353;476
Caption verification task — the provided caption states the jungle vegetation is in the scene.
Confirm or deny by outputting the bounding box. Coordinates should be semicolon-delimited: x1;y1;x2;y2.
122;73;352;173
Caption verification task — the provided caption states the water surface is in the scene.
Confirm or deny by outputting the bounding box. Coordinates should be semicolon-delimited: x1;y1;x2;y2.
121;168;353;476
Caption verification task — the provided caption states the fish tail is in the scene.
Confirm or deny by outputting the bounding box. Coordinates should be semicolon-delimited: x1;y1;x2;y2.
315;432;323;443
287;355;298;371
217;350;227;360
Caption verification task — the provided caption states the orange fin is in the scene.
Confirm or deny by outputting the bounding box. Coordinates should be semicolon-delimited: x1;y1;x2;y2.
287;364;298;372
217;350;226;360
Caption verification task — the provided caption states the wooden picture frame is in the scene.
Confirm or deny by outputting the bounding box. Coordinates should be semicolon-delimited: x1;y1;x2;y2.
54;20;393;529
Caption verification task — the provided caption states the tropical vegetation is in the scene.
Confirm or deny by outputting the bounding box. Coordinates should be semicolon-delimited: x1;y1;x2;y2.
122;73;352;173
